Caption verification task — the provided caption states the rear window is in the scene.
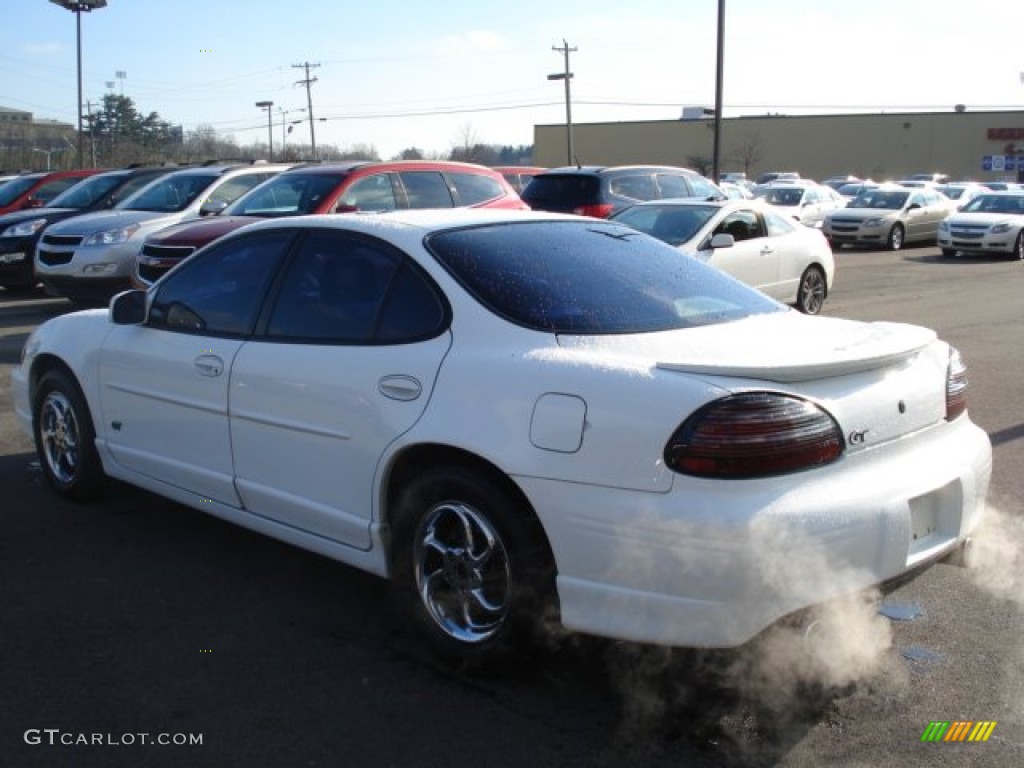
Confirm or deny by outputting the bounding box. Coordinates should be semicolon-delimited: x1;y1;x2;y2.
447;171;504;206
427;220;782;334
521;174;600;208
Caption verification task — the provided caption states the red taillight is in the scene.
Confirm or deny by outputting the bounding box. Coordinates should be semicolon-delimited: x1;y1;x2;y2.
946;346;968;420
665;393;844;479
572;203;615;219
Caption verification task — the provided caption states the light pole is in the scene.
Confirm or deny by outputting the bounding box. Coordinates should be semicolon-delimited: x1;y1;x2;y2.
548;40;577;166
255;100;274;161
49;1;108;169
32;148;55;171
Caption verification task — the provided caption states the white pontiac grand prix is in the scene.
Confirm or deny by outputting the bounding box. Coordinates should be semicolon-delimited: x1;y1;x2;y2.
12;209;992;662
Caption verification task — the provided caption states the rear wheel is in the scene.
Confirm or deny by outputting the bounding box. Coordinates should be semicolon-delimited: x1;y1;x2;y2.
33;369;106;501
795;265;827;315
392;465;555;665
1012;232;1024;261
887;224;905;251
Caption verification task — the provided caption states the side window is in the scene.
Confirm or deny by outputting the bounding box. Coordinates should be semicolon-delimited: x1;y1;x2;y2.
32;178;82;204
265;230;447;343
148;231;293;337
609;174;658;201
681;175;721;200
763;210;797;237
716;210;762;241
207;174;267;206
447;172;504;206
655;174;691;199
338;174;398;211
109;174;161;206
398;171;454;208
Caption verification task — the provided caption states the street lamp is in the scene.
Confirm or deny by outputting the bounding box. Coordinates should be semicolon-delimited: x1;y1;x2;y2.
49;1;108;170
255;100;274;161
32;148;55;171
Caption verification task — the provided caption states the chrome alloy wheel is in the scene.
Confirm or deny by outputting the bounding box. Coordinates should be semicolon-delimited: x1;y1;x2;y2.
413;501;511;644
39;390;81;485
797;266;827;314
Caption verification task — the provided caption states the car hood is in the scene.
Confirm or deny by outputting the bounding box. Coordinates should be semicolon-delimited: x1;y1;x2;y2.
0;207;82;228
46;209;178;235
145;215;259;247
556;312;936;383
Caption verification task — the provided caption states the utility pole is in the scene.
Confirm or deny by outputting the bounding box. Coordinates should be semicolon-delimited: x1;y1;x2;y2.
84;99;96;167
292;62;321;161
712;0;725;184
548;40;576;166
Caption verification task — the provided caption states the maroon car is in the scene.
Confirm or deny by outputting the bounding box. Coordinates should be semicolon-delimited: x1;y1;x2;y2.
133;160;526;286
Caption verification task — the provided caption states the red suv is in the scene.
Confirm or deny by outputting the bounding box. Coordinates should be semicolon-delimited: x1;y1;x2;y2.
133;160;526;286
0;169;102;215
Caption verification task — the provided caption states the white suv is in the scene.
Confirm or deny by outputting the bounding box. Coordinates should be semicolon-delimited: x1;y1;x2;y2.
36;163;291;302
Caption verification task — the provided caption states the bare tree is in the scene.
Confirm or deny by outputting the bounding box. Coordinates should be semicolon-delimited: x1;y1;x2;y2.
686;154;712;177
730;131;763;176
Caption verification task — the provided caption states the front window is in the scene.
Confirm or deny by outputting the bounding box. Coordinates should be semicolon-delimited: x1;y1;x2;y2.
849;189;909;210
961;194;1024;214
427;220;782;334
612;203;718;247
120;173;220;213
0;176;42;206
47;174;124;209
148;230;293;337
229;173;348;216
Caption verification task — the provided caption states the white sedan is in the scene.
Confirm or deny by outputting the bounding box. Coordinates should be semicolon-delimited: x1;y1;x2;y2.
611;198;835;314
11;209;990;662
937;190;1024;260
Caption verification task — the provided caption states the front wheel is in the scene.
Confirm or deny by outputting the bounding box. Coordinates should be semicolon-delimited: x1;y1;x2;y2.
34;369;106;501
887;224;905;251
795;265;827;315
392;466;555;665
1012;232;1024;261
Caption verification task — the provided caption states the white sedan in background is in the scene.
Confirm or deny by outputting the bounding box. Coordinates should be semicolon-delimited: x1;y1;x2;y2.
11;209;990;663
611;198;835;314
937;190;1024;260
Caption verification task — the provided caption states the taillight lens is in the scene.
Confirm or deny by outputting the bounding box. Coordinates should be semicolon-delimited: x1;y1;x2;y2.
946;346;968;420
665;393;844;479
572;203;615;219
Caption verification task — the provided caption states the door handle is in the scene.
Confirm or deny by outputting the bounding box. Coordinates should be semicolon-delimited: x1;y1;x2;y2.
194;354;224;377
379;375;422;401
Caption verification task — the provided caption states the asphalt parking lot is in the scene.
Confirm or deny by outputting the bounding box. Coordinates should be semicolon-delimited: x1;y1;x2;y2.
1;244;1022;768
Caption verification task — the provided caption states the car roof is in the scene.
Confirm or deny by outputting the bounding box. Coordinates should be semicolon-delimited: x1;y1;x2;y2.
540;165;698;176
282;160;507;175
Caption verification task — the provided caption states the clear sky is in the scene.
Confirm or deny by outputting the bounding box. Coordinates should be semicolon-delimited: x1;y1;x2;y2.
4;0;1023;161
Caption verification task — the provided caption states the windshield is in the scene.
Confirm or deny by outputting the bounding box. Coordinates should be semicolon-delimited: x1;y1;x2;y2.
611;204;718;247
427;220;783;334
226;173;346;217
760;187;805;206
118;173;219;213
47;173;126;209
849;189;908;210
0;175;43;206
960;194;1024;214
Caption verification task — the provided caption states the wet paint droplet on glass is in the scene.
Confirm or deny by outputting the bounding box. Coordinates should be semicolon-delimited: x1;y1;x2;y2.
878;600;924;621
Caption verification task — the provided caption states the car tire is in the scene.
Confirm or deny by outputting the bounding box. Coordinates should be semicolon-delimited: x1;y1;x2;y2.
391;465;556;666
887;224;905;251
34;369;106;501
795;265;827;315
1012;232;1024;261
940;248;957;258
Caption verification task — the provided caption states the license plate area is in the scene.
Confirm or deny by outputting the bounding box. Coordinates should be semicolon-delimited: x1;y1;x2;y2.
908;480;962;562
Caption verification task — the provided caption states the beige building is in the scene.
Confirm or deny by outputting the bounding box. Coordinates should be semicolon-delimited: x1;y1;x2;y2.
534;109;1024;184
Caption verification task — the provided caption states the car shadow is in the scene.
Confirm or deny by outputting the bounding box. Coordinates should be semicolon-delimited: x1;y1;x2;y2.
904;252;1013;265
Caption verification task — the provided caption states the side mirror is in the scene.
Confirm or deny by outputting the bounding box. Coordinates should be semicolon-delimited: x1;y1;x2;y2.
709;233;735;249
199;199;229;216
907;203;922;211
334;204;359;213
110;289;147;325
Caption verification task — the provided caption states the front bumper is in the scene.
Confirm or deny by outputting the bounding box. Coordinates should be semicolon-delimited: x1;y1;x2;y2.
824;221;888;246
519;415;991;648
937;232;1016;255
35;239;137;301
0;236;35;286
